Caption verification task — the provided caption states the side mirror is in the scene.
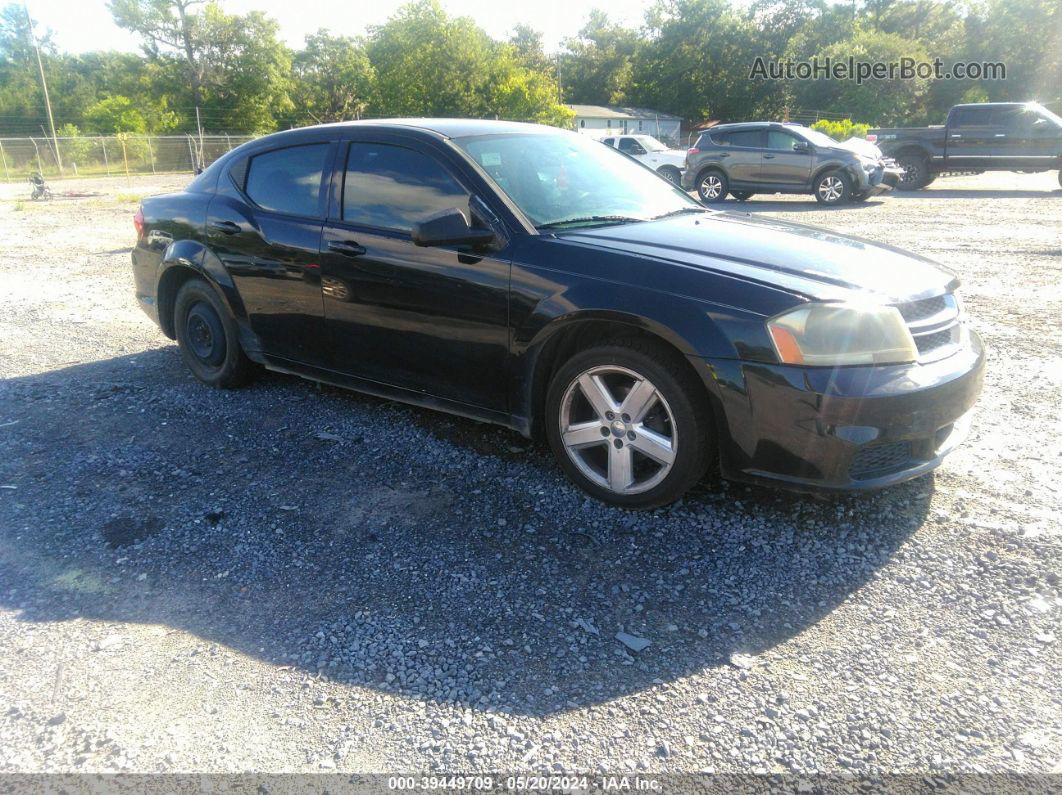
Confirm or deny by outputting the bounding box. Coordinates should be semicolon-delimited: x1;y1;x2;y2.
412;207;495;248
632;146;647;155
792;140;810;153
1032;117;1048;127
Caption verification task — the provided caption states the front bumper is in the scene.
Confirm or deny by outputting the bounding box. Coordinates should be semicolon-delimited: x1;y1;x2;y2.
856;163;904;196
700;329;985;492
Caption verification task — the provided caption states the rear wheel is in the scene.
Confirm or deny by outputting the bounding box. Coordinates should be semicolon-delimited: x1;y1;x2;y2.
814;170;852;205
174;278;252;388
731;191;754;202
657;165;680;184
697;170;728;203
895;153;930;190
545;340;713;509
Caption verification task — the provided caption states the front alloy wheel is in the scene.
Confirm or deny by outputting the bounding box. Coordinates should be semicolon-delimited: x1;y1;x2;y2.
814;172;850;204
545;341;714;509
559;365;677;495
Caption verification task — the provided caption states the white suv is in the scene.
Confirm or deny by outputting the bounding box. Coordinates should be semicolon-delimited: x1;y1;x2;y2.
600;134;686;183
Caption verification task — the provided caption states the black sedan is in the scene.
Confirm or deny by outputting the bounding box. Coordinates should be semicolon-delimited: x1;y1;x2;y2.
131;119;984;509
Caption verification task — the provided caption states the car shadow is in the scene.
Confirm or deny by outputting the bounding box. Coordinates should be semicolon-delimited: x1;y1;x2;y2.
889;188;1061;199
0;348;934;717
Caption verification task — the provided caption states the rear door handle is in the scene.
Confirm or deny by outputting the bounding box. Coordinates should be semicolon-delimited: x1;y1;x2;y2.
327;240;367;257
763;154;776;159
208;220;241;235
719;152;729;158
994;134;1007;138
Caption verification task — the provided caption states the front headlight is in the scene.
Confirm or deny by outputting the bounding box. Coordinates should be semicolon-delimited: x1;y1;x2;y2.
767;302;918;366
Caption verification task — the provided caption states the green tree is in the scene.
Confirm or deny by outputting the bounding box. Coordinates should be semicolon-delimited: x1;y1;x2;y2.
293;30;374;123
368;0;569;124
559;10;638;105
632;0;784;122
85;95;148;132
789;27;931;125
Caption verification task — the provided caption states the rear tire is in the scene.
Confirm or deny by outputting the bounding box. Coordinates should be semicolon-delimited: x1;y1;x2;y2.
731;191;753;202
174;278;253;388
545;340;714;509
895;153;930;190
696;169;729;203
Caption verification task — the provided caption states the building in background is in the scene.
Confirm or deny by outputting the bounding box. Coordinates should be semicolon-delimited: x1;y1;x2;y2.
567;105;682;145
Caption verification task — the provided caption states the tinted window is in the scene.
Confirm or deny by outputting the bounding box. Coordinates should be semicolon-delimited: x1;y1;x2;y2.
954;107;997;127
713;130;762;148
617;137;643;153
342;143;469;231
766;131;800;151
602;137;615;146
244;144;330;217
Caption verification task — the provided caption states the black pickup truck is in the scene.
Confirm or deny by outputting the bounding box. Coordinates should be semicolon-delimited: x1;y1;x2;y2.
869;102;1062;190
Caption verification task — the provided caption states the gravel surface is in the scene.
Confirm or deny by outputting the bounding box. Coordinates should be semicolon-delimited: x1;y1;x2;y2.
0;171;1059;775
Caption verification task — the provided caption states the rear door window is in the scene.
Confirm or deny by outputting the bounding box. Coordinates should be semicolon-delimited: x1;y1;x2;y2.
713;130;763;148
342;142;470;231
244;144;331;217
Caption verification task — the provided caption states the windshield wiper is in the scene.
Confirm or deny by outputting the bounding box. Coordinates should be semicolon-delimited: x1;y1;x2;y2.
651;207;709;220
536;215;646;230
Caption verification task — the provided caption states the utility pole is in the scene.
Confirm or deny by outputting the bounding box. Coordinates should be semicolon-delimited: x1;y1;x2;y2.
23;2;62;175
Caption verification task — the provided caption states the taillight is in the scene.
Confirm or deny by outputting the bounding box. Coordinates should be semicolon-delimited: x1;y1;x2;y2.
133;207;144;240
687;147;700;156
865;134;877;143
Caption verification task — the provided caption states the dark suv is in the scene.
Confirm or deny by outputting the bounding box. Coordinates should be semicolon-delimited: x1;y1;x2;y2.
683;122;901;205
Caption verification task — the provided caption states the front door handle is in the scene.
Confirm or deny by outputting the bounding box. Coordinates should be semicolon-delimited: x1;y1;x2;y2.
208;220;241;235
719;152;729;158
994;134;1007;138
763;154;776;159
327;240;367;257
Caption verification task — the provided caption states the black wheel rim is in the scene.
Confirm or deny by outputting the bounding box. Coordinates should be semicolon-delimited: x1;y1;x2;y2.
900;161;920;186
186;302;226;366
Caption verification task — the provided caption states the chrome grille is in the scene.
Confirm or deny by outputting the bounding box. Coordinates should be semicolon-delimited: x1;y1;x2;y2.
894;293;962;362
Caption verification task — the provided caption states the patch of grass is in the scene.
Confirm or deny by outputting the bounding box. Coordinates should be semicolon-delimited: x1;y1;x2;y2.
114;192;145;204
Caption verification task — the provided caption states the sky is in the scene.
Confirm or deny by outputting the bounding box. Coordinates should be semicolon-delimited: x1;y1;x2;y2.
27;0;651;55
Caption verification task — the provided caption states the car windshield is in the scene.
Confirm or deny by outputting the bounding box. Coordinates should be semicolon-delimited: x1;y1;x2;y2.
794;127;841;149
453;132;700;228
1030;103;1062;126
634;136;668;152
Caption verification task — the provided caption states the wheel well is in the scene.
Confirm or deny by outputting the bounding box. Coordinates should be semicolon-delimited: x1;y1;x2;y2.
156;265;201;339
657;164;680;173
695;165;725;183
527;319;715;440
812;164;850;186
892;146;929;163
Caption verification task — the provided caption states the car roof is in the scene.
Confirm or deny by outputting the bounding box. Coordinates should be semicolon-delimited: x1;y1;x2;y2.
701;122;800;133
260;118;557;143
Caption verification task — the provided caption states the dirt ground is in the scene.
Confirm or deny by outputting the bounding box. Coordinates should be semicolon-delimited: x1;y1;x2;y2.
0;170;1059;776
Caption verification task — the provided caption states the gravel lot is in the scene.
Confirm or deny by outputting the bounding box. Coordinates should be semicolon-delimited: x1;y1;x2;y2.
0;171;1059;776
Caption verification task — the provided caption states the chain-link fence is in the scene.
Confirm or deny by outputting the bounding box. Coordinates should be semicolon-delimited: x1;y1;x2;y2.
0;134;257;182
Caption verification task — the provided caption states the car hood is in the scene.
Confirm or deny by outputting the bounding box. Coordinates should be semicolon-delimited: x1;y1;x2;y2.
559;211;958;303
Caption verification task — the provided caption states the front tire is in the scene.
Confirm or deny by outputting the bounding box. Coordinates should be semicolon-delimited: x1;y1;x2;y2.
545;340;713;509
731;191;754;202
814;170;852;205
696;169;729;203
174;278;252;388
